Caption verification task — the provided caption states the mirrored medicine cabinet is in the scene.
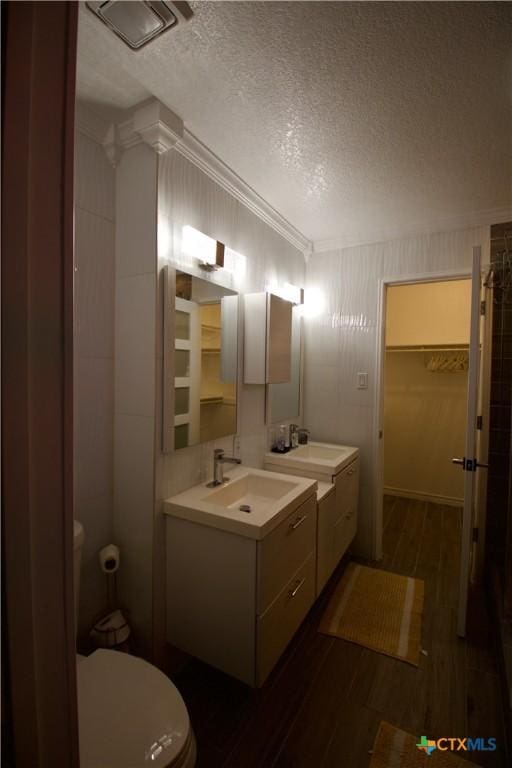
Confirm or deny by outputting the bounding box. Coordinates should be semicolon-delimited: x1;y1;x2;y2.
267;305;302;424
162;267;239;452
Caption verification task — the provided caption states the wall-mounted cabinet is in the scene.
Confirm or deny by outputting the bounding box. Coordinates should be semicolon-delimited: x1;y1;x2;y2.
162;266;239;452
244;293;292;384
318;458;359;594
166;491;317;687
267;305;302;424
263;446;360;596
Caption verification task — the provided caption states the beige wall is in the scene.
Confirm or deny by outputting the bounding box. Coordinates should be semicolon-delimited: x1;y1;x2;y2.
386;279;471;347
384;278;471;503
384;351;467;503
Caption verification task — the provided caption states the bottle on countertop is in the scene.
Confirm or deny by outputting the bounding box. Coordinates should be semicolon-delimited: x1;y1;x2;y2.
272;424;290;453
297;428;310;445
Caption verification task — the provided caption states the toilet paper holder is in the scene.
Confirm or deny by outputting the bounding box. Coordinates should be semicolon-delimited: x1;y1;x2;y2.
99;544;120;574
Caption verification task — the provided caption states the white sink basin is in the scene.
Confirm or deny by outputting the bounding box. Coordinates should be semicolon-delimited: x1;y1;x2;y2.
293;445;347;461
164;466;317;539
264;441;358;479
206;474;298;512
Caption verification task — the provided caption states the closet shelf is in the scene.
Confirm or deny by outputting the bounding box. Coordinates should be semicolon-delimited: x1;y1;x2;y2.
200;396;224;405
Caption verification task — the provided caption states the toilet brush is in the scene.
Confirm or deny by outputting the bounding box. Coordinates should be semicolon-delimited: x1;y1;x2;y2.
90;545;130;649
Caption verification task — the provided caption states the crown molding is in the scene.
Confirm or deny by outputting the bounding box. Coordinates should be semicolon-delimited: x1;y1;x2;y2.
114;101;184;158
75;99;508;260
313;206;512;254
77;97;311;256
175;129;312;256
132;100;184;154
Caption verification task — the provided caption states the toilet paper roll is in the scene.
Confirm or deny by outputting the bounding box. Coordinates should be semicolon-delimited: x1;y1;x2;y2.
99;544;120;574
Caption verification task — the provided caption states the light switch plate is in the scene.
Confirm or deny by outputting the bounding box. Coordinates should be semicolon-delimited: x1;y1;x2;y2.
357;372;368;389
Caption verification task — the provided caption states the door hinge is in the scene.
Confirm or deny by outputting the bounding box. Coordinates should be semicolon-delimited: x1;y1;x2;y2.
472;527;479;543
480;300;486;316
477;415;483;430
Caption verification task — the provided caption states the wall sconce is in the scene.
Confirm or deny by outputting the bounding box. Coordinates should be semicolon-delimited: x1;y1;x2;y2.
182;225;225;271
302;286;326;318
265;280;303;305
199;241;224;272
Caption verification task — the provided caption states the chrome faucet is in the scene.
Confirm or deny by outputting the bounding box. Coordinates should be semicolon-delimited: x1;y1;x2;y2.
207;448;241;487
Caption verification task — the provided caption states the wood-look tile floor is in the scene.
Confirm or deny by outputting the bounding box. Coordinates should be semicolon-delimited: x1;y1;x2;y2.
172;497;508;767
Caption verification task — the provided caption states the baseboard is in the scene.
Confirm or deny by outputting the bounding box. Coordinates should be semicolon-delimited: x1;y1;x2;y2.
384;486;464;507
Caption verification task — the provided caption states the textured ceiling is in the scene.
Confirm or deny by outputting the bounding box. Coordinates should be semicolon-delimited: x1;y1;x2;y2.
77;1;512;247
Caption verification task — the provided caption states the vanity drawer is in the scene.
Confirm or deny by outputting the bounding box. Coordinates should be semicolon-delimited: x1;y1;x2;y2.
257;494;316;613
256;551;316;685
334;457;359;522
333;502;357;563
316;487;338;595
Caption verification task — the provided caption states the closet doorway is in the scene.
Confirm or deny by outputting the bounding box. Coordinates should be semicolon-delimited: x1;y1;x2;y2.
383;279;471;509
380;276;479;634
376;259;492;637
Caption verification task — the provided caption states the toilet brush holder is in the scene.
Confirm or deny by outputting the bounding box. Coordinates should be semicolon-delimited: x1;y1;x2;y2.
91;543;130;650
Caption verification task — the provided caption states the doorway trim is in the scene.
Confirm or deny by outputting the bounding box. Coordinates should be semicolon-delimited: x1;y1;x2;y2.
373;267;472;562
2;3;79;765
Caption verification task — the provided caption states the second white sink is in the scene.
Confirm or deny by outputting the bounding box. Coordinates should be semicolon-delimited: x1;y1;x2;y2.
264;441;359;478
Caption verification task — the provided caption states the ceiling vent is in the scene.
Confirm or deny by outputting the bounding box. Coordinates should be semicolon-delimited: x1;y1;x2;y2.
86;1;193;50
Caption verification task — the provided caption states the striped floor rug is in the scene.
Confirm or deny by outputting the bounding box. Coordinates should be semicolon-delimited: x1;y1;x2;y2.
370;722;481;768
319;563;424;665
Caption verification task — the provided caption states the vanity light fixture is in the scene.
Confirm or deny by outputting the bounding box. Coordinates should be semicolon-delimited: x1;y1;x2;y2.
265;281;303;305
302;286;326;318
86;1;193;50
282;282;302;304
182;225;225;271
199;241;225;272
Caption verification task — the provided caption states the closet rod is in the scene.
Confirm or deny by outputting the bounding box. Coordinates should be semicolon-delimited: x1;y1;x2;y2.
386;344;469;353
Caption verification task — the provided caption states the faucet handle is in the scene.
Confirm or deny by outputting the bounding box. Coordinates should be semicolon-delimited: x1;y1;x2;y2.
214;448;225;458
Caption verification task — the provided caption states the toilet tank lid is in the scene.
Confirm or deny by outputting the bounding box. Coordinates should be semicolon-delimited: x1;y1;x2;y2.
77;649;191;768
74;520;84;550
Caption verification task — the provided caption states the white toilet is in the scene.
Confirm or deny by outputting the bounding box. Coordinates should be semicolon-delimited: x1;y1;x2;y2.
74;521;196;767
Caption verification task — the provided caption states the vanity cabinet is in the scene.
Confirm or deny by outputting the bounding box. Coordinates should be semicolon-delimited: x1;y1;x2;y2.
166;492;317;687
263;445;360;596
317;457;360;594
244;292;292;384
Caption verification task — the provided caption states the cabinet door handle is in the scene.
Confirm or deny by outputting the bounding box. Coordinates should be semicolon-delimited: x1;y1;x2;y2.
290;514;307;531
289;577;306;599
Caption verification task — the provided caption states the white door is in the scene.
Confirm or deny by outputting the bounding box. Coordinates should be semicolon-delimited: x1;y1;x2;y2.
455;245;488;637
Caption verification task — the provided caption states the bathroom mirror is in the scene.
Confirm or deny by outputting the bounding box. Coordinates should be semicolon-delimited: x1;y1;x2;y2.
163;267;239;451
267;305;302;424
